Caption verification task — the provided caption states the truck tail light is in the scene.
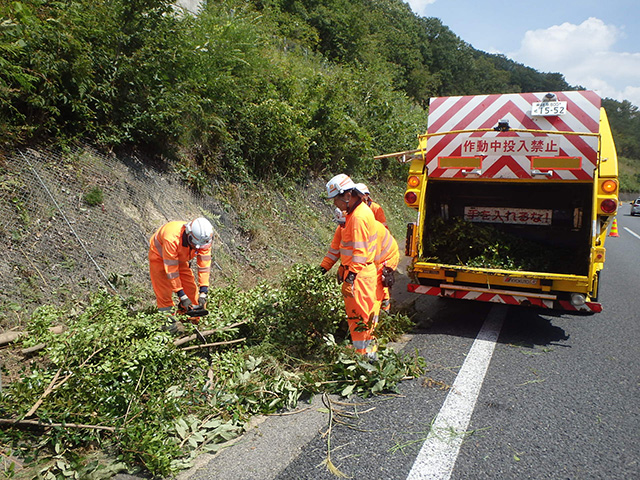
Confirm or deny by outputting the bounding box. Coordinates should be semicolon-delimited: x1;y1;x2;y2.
600;199;617;214
601;179;617;194
408;176;420;188
405;191;418;205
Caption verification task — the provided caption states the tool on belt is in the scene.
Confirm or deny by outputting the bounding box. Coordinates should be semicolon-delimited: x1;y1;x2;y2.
381;266;395;287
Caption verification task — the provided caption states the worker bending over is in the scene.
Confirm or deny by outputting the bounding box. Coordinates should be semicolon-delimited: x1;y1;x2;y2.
325;174;381;359
148;217;213;321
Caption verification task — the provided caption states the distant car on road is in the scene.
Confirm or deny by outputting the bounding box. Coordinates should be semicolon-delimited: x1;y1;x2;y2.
631;198;640;216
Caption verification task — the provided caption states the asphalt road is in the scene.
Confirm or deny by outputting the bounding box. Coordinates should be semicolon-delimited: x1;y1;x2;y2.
181;212;640;480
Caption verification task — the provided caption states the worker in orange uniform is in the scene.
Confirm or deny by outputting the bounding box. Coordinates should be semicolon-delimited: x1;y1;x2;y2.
355;183;387;228
320;207;398;314
148;217;214;324
325;174;381;360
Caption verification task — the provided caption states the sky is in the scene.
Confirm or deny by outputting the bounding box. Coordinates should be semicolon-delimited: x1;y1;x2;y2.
406;0;640;108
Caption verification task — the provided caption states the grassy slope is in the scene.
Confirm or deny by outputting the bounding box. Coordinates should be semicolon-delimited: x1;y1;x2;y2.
618;155;640;200
219;177;415;288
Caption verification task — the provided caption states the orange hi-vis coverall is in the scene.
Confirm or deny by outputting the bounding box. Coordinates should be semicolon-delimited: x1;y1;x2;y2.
320;225;344;272
321;219;398;312
148;221;211;312
374;221;399;312
340;202;381;354
369;201;387;228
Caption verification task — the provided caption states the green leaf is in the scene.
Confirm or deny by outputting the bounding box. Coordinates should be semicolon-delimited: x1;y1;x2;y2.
371;379;386;393
202;419;223;429
341;384;355;397
175;419;188;439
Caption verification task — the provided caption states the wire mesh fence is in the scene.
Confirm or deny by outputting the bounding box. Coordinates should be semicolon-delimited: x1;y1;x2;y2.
0;145;225;325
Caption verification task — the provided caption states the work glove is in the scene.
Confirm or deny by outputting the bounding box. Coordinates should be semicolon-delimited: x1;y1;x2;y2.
178;294;193;311
319;266;327;274
198;292;207;308
341;271;356;298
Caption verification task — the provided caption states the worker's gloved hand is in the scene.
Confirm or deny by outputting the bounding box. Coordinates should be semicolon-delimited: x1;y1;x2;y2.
319;266;327;274
341;271;356;297
179;294;193;311
198;292;207;308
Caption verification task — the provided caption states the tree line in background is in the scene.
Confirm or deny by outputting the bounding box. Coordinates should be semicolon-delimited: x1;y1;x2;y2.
1;0;639;188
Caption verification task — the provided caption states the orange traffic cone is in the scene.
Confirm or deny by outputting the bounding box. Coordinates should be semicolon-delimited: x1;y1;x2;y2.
609;218;619;237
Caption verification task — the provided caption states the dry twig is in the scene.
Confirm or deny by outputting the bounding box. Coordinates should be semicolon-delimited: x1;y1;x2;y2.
173;320;247;347
179;338;245;351
0;418;114;432
320;393;351;478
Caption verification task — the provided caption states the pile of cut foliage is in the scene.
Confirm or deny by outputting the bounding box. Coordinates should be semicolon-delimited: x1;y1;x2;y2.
422;217;589;275
0;265;423;478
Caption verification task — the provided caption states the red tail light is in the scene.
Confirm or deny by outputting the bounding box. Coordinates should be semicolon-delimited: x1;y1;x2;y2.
405;191;418;205
600;199;617;213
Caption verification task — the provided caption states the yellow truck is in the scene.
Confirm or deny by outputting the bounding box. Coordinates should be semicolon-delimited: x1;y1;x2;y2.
384;91;618;313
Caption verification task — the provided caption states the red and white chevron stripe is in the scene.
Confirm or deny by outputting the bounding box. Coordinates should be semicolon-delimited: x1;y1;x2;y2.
425;91;601;180
407;283;602;313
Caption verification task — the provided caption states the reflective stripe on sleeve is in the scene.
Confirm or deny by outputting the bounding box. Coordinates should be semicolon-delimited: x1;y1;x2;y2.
154;237;163;257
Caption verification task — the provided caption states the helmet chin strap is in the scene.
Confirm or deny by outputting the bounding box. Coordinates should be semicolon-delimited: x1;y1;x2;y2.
345;192;361;214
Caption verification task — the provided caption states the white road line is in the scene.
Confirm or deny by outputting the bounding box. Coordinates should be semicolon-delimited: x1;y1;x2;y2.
623;226;640;240
406;304;507;480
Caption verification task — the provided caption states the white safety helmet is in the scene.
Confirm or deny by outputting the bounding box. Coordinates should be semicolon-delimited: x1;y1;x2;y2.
333;207;346;225
326;174;356;198
354;183;370;195
185;217;213;249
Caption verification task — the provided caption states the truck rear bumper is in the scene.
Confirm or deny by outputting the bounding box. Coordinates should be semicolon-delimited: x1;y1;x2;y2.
407;283;602;313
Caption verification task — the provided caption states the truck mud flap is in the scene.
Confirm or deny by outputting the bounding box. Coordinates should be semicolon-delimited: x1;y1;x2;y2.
407;283;602;313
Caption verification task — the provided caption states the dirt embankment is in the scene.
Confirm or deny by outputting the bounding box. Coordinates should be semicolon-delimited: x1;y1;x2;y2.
0;146;356;332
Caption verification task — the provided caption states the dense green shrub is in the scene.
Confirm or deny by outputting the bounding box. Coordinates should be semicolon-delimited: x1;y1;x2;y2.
0;265;422;477
4;0;625;183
